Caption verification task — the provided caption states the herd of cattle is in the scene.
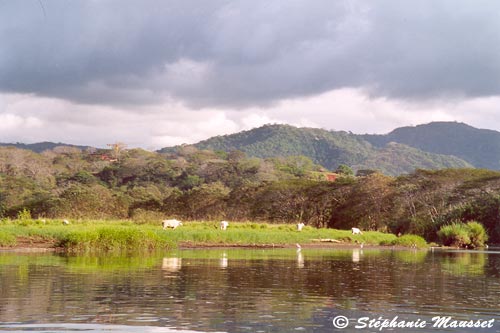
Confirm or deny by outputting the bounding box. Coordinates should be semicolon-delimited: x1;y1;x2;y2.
161;218;363;234
59;217;363;234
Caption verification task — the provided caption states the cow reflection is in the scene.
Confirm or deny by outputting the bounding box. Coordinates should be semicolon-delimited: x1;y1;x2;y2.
220;252;228;269
352;249;363;263
162;257;182;274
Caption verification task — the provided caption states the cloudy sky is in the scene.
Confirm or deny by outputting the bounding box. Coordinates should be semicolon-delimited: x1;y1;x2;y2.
1;1;500;149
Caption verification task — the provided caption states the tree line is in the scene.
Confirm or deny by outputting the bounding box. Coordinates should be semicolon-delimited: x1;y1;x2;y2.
1;145;499;243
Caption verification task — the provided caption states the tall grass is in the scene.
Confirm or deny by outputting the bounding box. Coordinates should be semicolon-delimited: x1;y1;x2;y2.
381;234;427;248
160;221;400;246
58;226;175;253
0;231;16;246
0;218;425;252
438;221;488;248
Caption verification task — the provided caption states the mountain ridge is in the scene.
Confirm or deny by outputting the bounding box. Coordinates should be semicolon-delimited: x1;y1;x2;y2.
159;122;476;175
362;121;500;169
0;141;91;153
4;121;498;175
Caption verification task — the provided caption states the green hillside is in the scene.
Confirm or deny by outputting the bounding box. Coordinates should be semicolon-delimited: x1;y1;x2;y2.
195;124;372;168
356;142;473;175
160;124;471;175
362;122;500;169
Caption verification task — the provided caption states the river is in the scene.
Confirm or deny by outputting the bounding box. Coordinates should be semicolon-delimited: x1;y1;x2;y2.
0;248;499;332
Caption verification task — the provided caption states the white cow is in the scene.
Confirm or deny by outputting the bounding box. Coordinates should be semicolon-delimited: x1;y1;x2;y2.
220;220;229;230
162;219;183;230
297;222;305;231
62;219;70;225
351;227;363;235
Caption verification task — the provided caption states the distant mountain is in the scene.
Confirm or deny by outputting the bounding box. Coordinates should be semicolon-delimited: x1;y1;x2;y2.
187;124;374;168
9;121;498;175
159;124;472;175
0;142;91;153
362;122;500;169
357;142;471;175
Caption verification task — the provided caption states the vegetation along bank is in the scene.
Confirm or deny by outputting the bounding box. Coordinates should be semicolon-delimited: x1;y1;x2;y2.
0;143;497;249
0;219;428;252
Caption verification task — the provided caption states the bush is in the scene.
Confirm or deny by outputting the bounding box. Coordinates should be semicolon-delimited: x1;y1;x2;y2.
17;208;32;221
15;208;33;226
467;221;489;248
0;231;16;246
438;221;488;248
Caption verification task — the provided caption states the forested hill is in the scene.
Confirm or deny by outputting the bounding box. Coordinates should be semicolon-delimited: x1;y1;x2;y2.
159;124;471;175
362;122;500;170
0;142;90;153
5;121;499;175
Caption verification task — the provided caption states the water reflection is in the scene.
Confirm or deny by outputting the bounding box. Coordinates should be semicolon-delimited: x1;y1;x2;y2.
297;250;304;268
162;257;182;274
219;252;228;269
351;248;363;263
0;248;499;333
0;323;225;333
441;251;486;276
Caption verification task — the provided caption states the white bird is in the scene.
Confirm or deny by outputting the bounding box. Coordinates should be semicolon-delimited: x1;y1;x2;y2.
296;243;302;252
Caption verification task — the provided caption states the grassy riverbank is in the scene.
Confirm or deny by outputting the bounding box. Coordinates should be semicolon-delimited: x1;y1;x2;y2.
0;219;427;252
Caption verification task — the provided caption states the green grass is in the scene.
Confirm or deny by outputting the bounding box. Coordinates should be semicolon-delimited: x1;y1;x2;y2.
380;234;427;248
0;218;425;253
0;230;17;246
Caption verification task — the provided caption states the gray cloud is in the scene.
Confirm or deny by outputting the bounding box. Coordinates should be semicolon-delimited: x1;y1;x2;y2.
1;0;500;109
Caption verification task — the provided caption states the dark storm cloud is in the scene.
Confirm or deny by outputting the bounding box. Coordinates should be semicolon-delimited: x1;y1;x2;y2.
1;0;499;108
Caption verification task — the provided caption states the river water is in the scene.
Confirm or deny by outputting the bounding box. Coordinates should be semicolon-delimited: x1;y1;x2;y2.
0;248;499;333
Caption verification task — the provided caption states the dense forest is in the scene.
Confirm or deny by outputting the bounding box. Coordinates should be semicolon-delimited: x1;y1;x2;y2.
1;144;500;244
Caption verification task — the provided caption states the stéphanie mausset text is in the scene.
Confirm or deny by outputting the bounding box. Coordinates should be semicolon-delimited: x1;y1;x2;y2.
355;316;495;331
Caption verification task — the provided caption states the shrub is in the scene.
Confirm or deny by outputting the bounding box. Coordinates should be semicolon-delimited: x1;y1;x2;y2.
438;221;488;248
0;231;16;246
17;208;32;221
15;208;33;226
466;221;488;248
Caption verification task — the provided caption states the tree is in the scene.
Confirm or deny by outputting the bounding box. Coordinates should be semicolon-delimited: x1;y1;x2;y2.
335;164;354;176
52;184;129;219
176;182;230;220
249;180;316;223
107;142;127;160
329;173;393;230
281;156;315;177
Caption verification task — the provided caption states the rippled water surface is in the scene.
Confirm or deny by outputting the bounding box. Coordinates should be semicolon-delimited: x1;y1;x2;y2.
0;248;499;332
